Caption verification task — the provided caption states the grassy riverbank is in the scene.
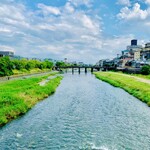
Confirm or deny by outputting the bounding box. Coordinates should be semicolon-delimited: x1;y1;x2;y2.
94;72;150;106
12;68;52;76
113;71;150;80
0;74;63;126
131;74;150;80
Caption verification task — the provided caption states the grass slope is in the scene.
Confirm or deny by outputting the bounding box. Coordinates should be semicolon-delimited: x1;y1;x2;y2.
94;72;150;106
12;68;52;76
0;74;62;126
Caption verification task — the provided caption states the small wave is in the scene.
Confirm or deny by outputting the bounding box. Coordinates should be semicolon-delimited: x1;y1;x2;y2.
91;145;109;150
79;142;110;150
16;133;23;138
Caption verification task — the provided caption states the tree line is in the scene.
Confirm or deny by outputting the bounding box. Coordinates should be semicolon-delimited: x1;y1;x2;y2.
0;57;53;77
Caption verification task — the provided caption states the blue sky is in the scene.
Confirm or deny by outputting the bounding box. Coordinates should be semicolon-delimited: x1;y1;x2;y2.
0;0;150;63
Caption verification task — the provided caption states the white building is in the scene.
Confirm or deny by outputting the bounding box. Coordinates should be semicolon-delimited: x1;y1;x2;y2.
0;50;14;58
134;51;141;60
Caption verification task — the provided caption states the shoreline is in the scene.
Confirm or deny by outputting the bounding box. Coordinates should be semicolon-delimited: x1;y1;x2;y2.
94;72;150;107
0;73;63;127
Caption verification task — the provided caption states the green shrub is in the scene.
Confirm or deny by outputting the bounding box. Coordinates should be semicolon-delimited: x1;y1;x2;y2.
0;57;13;76
141;65;150;75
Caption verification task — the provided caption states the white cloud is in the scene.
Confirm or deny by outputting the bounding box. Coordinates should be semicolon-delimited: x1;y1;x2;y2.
0;0;104;63
0;28;12;33
64;2;75;13
117;0;131;6
0;0;142;63
68;0;92;7
81;15;95;29
0;4;25;21
0;45;15;52
145;0;150;5
117;3;148;20
37;3;61;15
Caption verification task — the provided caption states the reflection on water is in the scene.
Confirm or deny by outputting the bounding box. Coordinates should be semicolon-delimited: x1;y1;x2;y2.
0;72;150;150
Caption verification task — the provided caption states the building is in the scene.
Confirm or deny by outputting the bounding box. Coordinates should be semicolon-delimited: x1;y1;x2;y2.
134;51;141;60
119;39;143;67
0;50;14;58
64;58;67;63
145;42;150;50
131;39;137;46
96;59;108;68
96;39;150;69
141;42;150;61
126;39;142;53
122;50;130;57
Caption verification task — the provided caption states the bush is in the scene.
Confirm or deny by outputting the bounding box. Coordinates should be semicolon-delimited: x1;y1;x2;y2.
141;65;150;75
0;57;54;77
0;57;13;76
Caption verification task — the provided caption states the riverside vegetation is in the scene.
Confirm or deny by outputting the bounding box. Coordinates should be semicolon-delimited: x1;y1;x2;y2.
0;56;53;77
0;74;63;126
0;56;72;77
94;72;150;106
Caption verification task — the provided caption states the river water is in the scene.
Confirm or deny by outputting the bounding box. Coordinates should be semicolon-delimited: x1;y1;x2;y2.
0;72;150;150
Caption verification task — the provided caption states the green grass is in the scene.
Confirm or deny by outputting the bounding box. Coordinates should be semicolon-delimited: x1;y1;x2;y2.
113;71;150;80
131;74;150;80
12;68;52;76
94;72;150;107
0;74;63;126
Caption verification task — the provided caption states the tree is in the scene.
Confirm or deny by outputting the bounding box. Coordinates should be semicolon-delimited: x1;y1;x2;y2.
44;60;53;69
56;61;68;67
0;57;13;76
0;58;54;77
141;65;150;75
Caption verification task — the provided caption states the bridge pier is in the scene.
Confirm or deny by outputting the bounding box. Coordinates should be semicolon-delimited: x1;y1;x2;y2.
78;67;80;74
85;68;87;73
72;68;74;74
58;66;99;73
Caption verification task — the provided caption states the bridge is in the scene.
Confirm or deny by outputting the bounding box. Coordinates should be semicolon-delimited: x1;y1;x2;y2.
55;66;102;73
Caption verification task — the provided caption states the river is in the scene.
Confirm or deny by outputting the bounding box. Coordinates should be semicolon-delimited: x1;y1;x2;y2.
0;72;150;150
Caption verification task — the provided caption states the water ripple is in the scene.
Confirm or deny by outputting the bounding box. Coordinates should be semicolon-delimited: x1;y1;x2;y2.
0;73;150;149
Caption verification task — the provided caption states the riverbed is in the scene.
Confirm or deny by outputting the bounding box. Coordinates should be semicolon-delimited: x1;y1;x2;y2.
0;72;150;150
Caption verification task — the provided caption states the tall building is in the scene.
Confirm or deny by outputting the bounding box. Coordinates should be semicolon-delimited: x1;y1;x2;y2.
127;39;142;53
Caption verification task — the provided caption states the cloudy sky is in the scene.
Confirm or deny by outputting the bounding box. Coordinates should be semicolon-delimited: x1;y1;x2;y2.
0;0;150;63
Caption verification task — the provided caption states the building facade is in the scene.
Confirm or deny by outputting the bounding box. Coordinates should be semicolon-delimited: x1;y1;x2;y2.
134;51;141;60
0;51;14;58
